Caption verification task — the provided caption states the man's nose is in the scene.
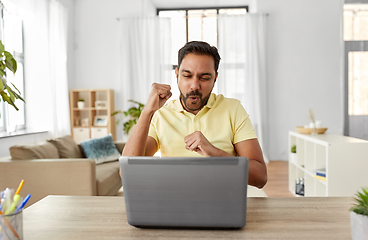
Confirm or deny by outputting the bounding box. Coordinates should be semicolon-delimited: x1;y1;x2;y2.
190;78;200;91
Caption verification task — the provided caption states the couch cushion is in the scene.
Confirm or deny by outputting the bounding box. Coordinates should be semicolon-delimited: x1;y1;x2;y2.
47;135;83;158
10;142;60;160
95;160;122;196
80;135;121;164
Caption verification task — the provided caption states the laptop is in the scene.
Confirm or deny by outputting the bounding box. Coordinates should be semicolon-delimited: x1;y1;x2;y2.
119;156;249;229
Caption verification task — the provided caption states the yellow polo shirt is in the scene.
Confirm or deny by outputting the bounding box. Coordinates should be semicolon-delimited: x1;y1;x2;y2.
148;93;257;157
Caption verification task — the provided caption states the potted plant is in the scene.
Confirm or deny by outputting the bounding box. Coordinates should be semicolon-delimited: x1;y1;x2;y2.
0;40;24;114
77;98;85;109
350;187;368;240
112;100;145;135
290;145;297;164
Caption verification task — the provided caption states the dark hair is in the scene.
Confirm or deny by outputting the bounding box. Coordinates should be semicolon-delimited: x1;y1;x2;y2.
178;41;221;72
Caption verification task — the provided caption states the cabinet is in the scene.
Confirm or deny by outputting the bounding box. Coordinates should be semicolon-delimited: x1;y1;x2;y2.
69;89;115;143
288;131;368;197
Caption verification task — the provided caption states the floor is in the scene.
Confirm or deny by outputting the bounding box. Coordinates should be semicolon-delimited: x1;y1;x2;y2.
263;160;295;197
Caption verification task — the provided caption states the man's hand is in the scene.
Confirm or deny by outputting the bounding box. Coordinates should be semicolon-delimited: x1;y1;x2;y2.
144;83;172;114
184;131;217;156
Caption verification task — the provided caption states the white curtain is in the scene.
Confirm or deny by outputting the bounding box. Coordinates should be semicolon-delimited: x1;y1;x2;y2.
218;13;269;163
48;0;70;137
20;0;69;137
118;17;171;140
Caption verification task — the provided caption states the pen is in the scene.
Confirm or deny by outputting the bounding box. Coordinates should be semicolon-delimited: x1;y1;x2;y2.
3;188;11;213
14;180;25;196
16;194;31;212
5;195;20;215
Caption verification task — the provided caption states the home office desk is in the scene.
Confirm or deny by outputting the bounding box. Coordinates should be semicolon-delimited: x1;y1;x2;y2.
23;196;353;240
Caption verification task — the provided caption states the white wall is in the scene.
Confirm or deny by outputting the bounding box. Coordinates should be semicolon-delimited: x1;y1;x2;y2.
73;0;156;140
258;0;344;160
73;0;156;90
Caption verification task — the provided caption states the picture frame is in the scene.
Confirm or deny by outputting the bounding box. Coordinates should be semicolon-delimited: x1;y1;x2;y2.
93;115;108;126
95;101;107;109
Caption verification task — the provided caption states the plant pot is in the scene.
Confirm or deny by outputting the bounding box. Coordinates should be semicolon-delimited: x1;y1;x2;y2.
290;153;297;164
350;211;368;240
77;101;85;109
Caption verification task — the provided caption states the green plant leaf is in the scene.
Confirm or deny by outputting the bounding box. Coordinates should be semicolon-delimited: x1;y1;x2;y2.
4;51;17;74
0;91;18;110
0;69;6;78
0;41;4;55
6;87;15;102
10;83;21;95
0;78;4;91
0;61;6;71
351;187;368;217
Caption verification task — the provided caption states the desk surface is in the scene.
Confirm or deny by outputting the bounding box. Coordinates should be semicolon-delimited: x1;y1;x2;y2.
24;196;353;240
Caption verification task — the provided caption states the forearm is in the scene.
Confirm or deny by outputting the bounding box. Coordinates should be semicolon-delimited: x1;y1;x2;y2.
122;109;154;156
247;159;268;188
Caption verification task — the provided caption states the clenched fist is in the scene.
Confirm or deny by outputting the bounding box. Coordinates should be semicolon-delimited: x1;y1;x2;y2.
144;83;172;114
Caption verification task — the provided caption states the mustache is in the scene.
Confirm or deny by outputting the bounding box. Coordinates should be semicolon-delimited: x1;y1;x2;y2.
186;90;202;98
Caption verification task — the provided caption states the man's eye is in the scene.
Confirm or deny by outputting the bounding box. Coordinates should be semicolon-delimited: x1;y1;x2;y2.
201;77;210;81
183;75;191;78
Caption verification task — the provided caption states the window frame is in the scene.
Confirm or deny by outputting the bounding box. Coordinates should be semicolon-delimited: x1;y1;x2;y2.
157;6;248;70
0;6;26;133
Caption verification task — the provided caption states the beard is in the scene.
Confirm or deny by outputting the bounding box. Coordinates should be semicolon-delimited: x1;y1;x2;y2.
180;89;211;112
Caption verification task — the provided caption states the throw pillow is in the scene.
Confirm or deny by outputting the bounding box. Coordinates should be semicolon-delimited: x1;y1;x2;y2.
80;135;121;164
47;135;83;158
10;142;60;160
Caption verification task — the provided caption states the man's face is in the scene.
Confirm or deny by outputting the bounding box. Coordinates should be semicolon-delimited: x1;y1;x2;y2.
175;53;218;115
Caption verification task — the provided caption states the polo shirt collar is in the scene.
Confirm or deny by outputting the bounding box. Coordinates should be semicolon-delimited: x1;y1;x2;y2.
172;93;216;113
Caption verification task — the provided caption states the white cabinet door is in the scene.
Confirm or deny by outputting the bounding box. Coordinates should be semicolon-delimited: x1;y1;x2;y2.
73;128;90;143
91;128;108;139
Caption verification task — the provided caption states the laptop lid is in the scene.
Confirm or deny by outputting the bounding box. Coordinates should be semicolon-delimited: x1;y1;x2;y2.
119;156;249;229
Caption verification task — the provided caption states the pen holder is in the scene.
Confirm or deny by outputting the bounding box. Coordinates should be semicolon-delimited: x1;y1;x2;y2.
0;210;23;240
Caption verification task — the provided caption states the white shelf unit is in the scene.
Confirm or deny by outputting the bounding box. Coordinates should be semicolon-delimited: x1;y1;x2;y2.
288;131;368;197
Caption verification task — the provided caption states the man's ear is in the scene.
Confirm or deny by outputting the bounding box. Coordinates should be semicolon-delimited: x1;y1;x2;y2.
214;72;218;83
175;67;178;79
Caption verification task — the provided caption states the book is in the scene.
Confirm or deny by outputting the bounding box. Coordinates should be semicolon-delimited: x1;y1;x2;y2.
315;175;326;182
314;168;326;177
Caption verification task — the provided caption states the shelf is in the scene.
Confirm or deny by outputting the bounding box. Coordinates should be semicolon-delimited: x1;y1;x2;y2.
288;131;368;197
70;89;116;143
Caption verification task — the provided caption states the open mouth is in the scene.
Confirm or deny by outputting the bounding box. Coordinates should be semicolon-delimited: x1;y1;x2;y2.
189;96;199;102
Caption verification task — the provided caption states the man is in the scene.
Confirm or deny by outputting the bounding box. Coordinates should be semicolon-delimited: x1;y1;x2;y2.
122;41;267;188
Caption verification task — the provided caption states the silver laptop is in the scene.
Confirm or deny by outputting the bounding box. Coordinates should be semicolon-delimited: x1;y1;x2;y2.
119;156;249;229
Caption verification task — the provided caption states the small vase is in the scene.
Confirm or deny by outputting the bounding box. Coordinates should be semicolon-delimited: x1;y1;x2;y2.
290;153;297;164
350;211;368;240
77;101;85;109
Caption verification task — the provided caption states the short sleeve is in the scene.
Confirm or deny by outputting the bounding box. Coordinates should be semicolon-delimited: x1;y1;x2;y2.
233;102;257;144
148;114;159;146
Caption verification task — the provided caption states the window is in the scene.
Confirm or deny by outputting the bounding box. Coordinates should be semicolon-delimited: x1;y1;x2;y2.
0;6;25;133
158;7;248;98
343;3;368;140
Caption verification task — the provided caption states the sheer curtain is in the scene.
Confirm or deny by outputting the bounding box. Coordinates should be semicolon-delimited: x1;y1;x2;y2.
48;0;70;137
218;13;269;163
21;0;69;137
118;17;171;140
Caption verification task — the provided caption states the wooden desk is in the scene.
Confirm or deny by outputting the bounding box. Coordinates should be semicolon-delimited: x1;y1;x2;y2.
24;196;353;239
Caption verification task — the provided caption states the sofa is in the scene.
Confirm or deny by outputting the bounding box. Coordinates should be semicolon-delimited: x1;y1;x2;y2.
0;135;125;207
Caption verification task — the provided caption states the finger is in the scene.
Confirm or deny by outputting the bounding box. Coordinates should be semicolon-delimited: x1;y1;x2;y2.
165;91;172;100
186;137;201;152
